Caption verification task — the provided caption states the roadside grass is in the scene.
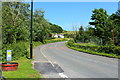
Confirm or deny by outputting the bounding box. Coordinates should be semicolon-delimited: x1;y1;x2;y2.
66;43;120;58
2;41;43;78
2;57;41;78
74;42;97;46
2;38;69;78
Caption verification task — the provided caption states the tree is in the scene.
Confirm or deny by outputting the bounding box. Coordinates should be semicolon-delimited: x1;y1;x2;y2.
75;26;90;43
49;23;63;33
33;9;50;43
78;26;84;35
109;10;120;46
89;8;111;45
2;2;30;44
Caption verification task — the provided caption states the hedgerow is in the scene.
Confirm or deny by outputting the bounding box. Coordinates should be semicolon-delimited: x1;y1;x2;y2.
66;40;120;58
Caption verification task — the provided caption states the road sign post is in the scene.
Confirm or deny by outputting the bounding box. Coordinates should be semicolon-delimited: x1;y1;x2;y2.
6;50;12;61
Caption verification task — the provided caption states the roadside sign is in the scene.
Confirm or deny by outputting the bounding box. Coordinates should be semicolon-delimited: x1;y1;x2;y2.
7;50;12;61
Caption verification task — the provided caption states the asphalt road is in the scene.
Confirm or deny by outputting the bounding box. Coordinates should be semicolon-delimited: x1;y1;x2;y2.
33;41;118;78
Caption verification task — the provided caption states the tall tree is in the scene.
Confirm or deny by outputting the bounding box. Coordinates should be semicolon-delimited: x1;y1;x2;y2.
89;8;111;45
33;9;50;43
2;2;30;44
109;10;120;46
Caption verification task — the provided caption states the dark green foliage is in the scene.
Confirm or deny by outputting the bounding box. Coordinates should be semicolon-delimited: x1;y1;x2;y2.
64;34;75;38
2;2;30;44
67;40;120;56
49;23;63;33
2;2;64;61
32;9;51;43
88;8;120;46
2;42;29;62
109;10;120;46
89;8;111;45
67;39;74;46
2;2;63;44
75;26;95;43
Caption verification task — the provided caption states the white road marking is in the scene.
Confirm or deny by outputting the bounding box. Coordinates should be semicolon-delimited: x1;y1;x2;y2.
48;60;55;67
40;45;69;78
40;45;55;67
58;73;68;78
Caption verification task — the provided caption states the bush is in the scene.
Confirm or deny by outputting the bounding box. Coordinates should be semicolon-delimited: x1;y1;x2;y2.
113;46;120;55
66;40;120;56
46;38;68;43
2;42;29;62
66;39;74;46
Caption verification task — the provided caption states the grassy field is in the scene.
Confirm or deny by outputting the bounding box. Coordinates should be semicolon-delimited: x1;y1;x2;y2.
62;31;78;34
2;58;41;78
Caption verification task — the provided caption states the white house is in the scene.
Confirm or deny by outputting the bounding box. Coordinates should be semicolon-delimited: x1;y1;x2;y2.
53;33;64;38
59;34;64;38
54;34;58;38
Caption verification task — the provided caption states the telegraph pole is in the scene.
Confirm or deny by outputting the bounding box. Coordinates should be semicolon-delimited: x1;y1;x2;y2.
30;0;33;59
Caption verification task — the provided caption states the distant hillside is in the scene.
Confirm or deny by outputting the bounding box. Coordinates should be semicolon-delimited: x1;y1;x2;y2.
62;31;78;34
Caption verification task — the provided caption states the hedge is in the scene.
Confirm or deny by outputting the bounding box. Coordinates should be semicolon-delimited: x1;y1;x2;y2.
2;38;69;62
66;40;120;58
2;42;29;62
45;38;68;43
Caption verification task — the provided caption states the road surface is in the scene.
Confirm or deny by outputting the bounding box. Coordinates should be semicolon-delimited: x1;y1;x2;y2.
33;41;118;79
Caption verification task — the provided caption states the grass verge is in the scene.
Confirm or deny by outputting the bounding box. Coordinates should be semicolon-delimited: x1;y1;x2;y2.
66;43;120;59
2;57;41;78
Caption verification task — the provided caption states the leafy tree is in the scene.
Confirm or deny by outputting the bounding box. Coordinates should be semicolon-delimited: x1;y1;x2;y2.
33;9;50;43
89;8;111;45
2;2;30;44
75;26;90;43
109;10;120;46
49;23;63;33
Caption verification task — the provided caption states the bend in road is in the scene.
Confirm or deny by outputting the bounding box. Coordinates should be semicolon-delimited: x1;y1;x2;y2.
33;41;118;78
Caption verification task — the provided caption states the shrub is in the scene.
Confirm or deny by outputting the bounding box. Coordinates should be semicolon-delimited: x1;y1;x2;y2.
2;42;29;62
113;46;120;55
67;40;120;56
46;38;68;43
66;39;74;46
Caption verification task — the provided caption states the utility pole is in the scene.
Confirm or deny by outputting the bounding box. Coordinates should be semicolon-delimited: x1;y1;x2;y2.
30;0;33;59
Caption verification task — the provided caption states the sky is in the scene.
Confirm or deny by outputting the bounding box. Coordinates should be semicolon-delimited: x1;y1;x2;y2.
33;2;118;31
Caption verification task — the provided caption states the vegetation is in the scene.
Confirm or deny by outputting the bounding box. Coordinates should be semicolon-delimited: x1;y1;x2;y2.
71;8;120;46
66;40;120;58
2;2;66;79
2;42;29;62
49;22;63;33
2;58;41;78
2;2;63;44
2;38;68;78
45;38;68;43
2;38;68;62
66;8;120;58
2;2;120;79
2;2;64;61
